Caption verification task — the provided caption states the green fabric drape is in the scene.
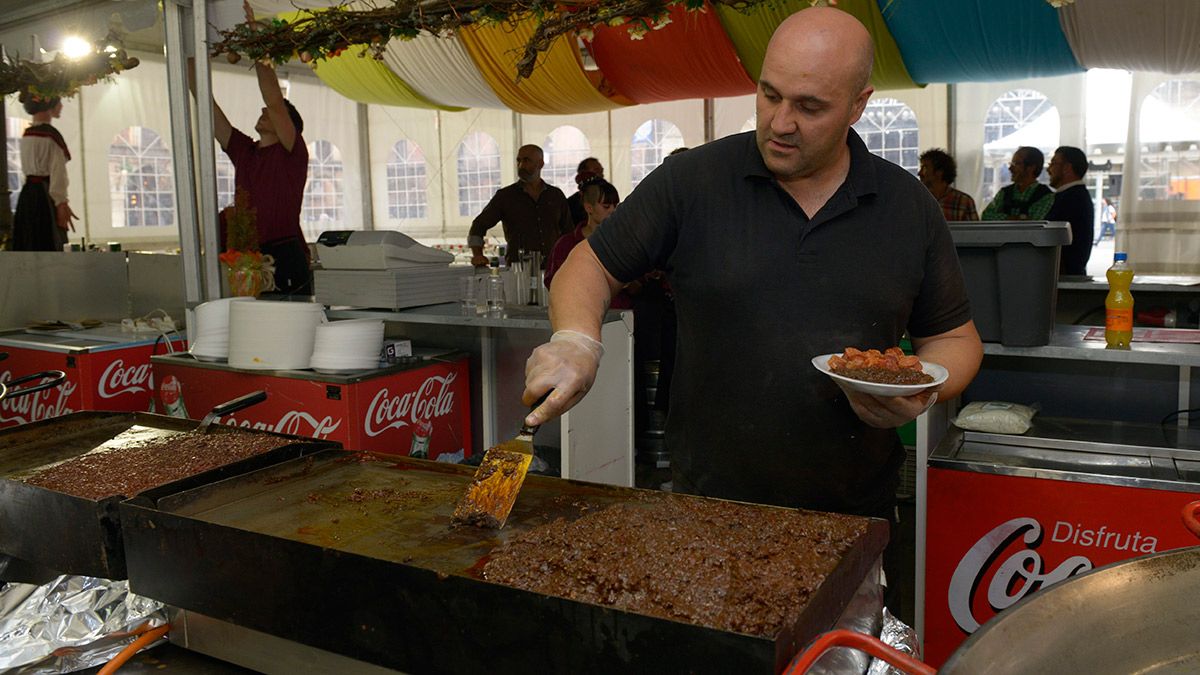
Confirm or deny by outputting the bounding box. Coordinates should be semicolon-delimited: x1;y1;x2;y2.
715;0;919;90
276;11;461;110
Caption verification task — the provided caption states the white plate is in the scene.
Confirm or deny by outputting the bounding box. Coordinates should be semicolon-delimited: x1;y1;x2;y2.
811;353;948;397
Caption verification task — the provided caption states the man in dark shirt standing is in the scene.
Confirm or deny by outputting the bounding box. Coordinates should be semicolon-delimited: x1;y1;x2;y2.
519;7;983;613
1046;146;1094;276
469;145;573;267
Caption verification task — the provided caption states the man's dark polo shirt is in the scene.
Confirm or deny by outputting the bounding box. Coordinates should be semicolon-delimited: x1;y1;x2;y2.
469;180;574;263
590;129;971;516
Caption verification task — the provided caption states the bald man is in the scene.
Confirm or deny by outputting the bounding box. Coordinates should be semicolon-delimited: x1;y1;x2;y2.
523;6;982;591
469;144;574;266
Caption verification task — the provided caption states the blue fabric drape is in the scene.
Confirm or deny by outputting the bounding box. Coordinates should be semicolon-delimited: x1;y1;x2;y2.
878;0;1082;84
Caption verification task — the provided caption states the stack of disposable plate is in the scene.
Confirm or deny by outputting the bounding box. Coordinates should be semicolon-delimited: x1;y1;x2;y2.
309;319;385;374
189;297;256;362
228;301;326;370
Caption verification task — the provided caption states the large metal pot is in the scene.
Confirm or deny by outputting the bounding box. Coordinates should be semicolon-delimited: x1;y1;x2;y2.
940;544;1200;674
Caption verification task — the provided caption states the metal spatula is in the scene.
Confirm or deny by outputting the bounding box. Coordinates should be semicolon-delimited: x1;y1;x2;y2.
197;390;268;433
451;395;547;529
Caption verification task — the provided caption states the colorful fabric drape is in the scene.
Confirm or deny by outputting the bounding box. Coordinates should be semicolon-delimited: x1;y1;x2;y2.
879;0;1082;84
715;0;916;90
459;17;629;115
382;33;507;109
1057;0;1200;74
586;2;755;104
275;10;456;110
307;45;459;109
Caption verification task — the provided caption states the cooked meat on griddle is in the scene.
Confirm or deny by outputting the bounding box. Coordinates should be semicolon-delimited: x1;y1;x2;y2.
23;430;289;500
482;496;868;637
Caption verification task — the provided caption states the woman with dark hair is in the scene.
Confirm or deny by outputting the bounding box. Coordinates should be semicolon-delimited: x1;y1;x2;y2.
545;177;635;309
566;157;604;227
12;93;76;250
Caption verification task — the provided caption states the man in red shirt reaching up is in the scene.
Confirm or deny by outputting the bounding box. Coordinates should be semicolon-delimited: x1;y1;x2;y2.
190;1;311;295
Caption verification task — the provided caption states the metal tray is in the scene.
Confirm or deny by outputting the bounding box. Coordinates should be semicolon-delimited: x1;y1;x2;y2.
0;412;338;580
121;451;888;674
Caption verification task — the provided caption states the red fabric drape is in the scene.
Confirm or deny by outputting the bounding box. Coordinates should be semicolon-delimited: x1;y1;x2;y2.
586;2;756;104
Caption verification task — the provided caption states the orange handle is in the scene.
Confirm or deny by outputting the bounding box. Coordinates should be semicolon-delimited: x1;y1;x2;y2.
97;624;169;675
1183;501;1200;540
785;629;936;675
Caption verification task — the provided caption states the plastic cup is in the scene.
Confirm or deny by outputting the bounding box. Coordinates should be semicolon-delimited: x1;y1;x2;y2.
461;275;479;314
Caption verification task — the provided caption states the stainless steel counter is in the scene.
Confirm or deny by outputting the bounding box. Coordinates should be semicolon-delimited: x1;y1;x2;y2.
328;302;625;329
0;325;183;354
327;303;635;488
981;324;1200;367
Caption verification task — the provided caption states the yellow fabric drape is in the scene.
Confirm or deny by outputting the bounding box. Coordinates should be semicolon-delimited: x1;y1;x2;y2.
309;45;460;109
276;11;459;110
459;17;629;115
715;0;918;91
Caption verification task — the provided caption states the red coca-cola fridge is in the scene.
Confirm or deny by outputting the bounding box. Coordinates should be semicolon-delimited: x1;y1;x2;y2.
923;424;1200;667
150;353;472;460
0;327;186;428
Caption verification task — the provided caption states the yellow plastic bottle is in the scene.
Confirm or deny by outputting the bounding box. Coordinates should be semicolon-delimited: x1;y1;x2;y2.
1105;252;1134;349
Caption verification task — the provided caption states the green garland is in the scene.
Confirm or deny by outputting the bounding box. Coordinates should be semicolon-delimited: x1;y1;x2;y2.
212;0;776;79
1;32;139;99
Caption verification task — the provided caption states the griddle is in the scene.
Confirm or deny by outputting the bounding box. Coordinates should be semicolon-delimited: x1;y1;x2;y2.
0;412;337;580
120;451;888;674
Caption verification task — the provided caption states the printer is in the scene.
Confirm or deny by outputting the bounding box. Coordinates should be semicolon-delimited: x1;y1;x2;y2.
315;230;455;270
313;231;469;310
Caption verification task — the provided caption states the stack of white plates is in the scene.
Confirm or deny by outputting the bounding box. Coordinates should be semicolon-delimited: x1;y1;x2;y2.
310;319;385;374
228;301;326;370
189;297;256;362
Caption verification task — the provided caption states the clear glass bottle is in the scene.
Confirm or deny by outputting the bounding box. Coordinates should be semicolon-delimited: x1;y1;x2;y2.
486;260;505;316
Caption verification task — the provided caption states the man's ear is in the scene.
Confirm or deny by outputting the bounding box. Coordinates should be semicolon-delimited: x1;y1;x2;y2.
849;86;874;126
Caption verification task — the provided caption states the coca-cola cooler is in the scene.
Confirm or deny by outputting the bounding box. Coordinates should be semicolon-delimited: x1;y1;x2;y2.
150;353;472;460
923;422;1200;667
0;327;187;428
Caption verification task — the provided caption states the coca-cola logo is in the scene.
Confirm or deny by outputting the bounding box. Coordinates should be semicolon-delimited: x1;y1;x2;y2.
98;358;152;399
364;372;457;438
948;517;1103;633
0;370;77;425
219;409;342;439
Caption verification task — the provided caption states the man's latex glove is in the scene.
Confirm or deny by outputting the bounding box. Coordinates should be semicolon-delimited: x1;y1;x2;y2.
523;330;604;426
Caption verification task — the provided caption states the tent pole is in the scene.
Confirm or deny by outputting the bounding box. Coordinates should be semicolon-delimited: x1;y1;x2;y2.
703;98;715;144
190;0;222;299
163;0;205;307
357;103;374;231
946;83;957;157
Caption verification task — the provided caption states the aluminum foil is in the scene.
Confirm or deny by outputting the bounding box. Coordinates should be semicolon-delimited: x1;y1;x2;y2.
0;575;166;674
867;608;922;675
808;558;884;674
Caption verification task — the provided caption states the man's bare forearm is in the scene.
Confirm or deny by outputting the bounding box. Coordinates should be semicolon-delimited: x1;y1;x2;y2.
549;241;622;340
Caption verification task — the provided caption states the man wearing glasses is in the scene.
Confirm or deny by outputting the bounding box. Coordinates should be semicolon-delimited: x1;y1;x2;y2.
981;146;1054;221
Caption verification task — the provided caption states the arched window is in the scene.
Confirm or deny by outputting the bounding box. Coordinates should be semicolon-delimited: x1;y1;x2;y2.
852;97;920;175
108;127;175;228
215;153;235;211
456;131;501;217
386;139;428;220
1138;79;1200;201
302;140;345;239
631;120;685;189
543;125;591;194
6;117;26;214
981;89;1059;203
